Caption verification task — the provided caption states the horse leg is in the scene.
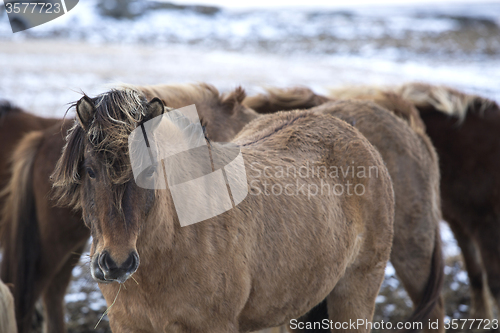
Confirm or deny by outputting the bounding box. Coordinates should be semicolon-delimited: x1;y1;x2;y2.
326;259;387;333
41;244;85;333
474;225;500;315
389;223;444;333
287;300;330;333
447;218;493;320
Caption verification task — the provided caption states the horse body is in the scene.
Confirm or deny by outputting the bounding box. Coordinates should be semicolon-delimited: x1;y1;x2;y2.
398;83;500;320
245;89;445;332
52;89;395;333
0;103;73;333
0;102;58;207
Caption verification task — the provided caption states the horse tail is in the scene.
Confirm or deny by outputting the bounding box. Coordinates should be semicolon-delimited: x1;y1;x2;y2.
0;130;45;333
243;86;330;114
396;82;498;122
399;224;444;332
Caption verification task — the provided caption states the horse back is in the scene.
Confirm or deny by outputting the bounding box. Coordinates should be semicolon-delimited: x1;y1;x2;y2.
230;110;395;330
0;106;59;197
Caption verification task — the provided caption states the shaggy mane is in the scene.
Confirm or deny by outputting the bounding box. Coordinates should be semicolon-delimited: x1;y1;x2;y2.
243;86;330;114
136;83;220;109
396;83;497;121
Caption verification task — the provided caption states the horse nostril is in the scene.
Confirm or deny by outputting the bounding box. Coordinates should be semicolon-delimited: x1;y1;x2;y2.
99;251;117;273
98;251;139;282
122;252;139;274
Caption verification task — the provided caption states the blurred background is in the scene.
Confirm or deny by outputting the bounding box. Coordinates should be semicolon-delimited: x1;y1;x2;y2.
0;0;499;332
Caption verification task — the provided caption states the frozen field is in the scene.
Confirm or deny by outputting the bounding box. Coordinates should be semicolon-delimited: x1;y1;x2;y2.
1;38;499;119
0;1;499;332
1;1;500;117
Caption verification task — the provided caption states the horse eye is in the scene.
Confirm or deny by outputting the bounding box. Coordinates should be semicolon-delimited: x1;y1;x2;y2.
86;168;96;179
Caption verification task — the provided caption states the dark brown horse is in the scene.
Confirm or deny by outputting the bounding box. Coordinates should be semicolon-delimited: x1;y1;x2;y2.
0;102;80;333
51;87;395;333
397;83;500;320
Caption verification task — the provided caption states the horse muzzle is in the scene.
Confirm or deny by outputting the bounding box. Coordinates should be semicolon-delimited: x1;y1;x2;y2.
91;250;139;284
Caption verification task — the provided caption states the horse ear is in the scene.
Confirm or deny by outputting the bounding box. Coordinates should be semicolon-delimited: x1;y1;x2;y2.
146;98;165;119
222;87;246;115
76;96;95;130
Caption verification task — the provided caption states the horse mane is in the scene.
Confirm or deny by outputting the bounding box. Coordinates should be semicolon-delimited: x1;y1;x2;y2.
329;85;426;133
396;82;498;122
51;87;150;208
126;83;249;140
242;86;330;114
134;83;221;109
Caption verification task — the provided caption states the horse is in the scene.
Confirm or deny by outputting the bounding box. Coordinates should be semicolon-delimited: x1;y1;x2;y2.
328;82;500;322
395;83;500;321
0;83;258;333
0;101;59;209
51;87;395;332
0;102;79;333
243;88;445;333
0;278;17;333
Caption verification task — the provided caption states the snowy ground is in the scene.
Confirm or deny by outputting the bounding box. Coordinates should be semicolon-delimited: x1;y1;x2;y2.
1;38;499;120
0;1;499;332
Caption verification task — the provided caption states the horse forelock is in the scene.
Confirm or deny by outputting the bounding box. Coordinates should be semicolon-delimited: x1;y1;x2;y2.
52;88;151;208
88;89;150;181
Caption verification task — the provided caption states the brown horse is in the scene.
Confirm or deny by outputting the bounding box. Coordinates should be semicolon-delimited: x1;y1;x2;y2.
396;83;500;321
244;88;445;333
0;278;17;333
0;102;79;333
327;83;500;321
51;87;395;332
0;83;258;333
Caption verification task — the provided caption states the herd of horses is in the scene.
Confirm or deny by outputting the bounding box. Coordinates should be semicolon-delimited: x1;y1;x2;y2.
0;82;498;333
